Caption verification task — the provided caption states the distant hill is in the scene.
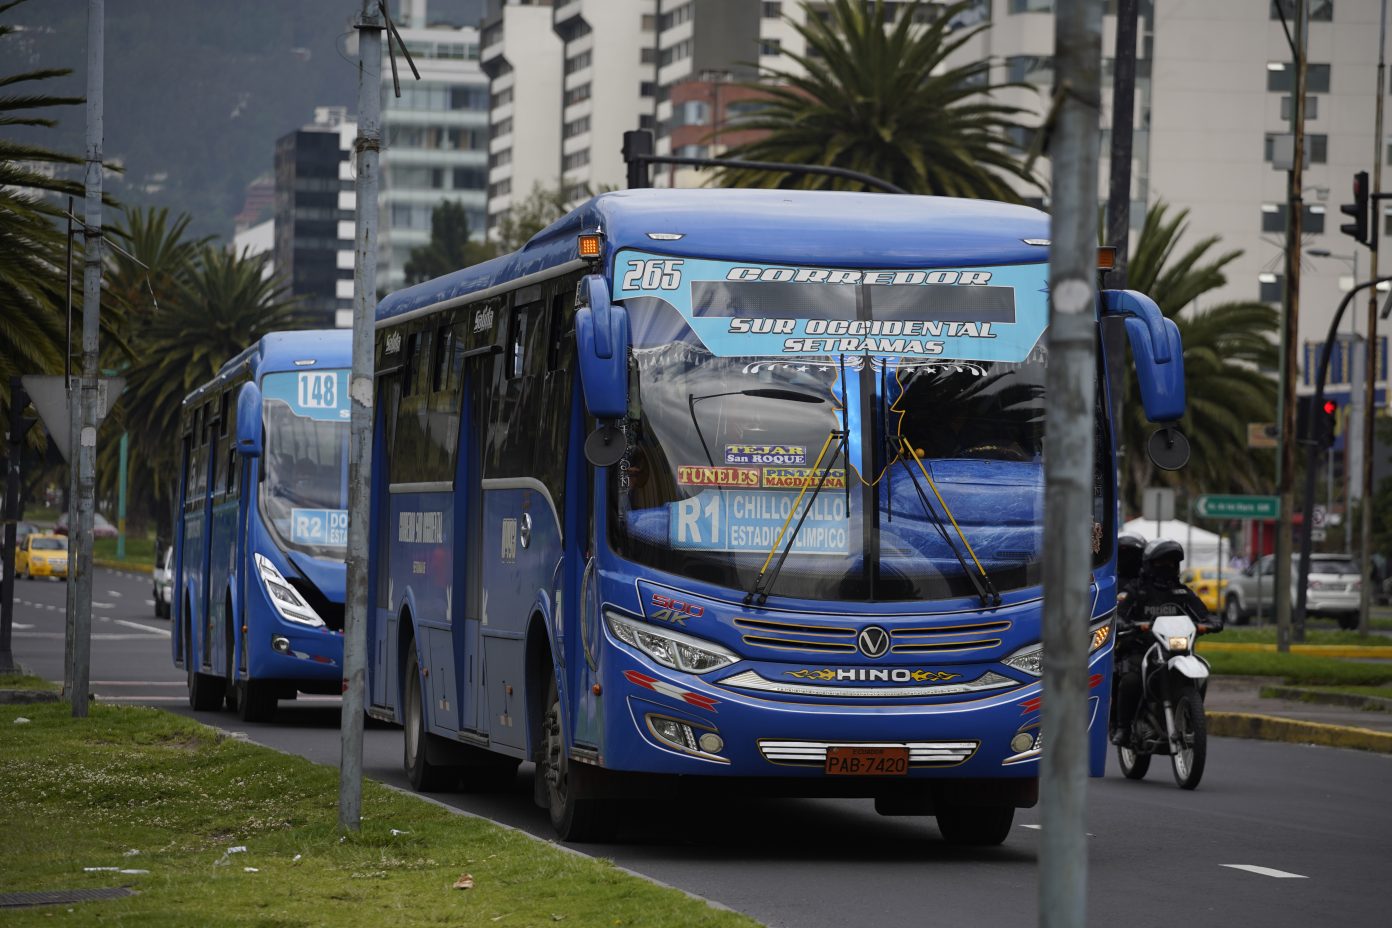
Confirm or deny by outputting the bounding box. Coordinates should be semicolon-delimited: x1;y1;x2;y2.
8;0;482;240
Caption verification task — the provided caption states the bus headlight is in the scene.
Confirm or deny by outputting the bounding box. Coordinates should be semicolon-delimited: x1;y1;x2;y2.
1003;616;1115;678
254;553;325;628
605;610;737;674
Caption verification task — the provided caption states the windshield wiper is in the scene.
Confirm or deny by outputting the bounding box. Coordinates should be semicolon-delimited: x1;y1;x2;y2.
744;428;846;606
687;388;826;466
895;438;1001;608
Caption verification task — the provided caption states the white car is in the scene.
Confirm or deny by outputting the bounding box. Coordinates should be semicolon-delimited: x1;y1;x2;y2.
152;546;173;619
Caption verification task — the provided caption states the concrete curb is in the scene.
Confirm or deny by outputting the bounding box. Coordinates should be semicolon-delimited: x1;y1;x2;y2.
0;689;61;705
1208;711;1392;754
1201;642;1392;659
1259;685;1392;712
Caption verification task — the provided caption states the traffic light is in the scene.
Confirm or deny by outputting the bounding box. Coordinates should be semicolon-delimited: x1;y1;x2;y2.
1317;398;1338;448
1340;170;1371;246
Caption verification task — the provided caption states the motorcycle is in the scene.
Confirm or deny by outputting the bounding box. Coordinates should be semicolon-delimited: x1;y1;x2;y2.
1115;607;1216;790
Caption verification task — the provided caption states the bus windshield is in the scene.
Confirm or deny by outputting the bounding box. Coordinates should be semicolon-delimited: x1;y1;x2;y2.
609;258;1108;603
259;370;350;559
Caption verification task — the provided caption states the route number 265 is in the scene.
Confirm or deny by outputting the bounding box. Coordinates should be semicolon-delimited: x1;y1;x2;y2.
622;258;684;291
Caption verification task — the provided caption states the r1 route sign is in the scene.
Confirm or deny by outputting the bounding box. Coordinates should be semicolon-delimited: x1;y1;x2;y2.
1194;494;1279;520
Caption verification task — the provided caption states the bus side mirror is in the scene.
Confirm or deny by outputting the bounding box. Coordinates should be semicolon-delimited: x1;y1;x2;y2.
576;274;630;466
235;381;263;457
1100;289;1185;422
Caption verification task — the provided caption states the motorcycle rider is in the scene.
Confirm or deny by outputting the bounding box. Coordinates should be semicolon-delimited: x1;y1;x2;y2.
1110;538;1219;745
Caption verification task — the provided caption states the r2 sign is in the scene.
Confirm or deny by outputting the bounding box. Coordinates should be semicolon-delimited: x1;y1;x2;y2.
297;372;337;409
621;258;684;291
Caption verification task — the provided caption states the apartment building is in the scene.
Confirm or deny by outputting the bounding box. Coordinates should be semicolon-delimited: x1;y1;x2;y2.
378;7;491;292
273;107;357;328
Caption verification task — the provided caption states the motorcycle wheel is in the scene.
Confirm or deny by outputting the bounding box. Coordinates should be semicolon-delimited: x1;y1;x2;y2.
1116;741;1150;780
1170;683;1207;790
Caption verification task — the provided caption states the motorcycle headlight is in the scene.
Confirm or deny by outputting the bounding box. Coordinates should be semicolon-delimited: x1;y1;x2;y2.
254;553;325;627
605;610;737;674
1167;635;1191;652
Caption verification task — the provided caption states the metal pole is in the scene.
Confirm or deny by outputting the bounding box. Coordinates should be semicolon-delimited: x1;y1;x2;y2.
0;377;24;674
340;0;383;832
116;431;127;560
1360;0;1387;636
71;0;104;717
1103;0;1138;434
1041;2;1102;926
1274;0;1309;654
1348;249;1359;554
64;201;77;697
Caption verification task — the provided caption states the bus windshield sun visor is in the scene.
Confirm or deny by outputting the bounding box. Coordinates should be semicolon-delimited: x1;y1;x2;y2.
690;280;1017;324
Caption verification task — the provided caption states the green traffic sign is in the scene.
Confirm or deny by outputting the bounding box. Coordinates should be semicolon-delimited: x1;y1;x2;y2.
1194;494;1279;520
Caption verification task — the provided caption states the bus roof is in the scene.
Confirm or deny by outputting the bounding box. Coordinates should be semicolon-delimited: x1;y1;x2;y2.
376;188;1050;324
182;329;352;407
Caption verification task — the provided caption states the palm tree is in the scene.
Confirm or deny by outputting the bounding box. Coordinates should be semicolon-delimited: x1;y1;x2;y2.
1119;202;1279;513
713;0;1037;199
97;207;209;532
118;246;305;541
0;0;85;411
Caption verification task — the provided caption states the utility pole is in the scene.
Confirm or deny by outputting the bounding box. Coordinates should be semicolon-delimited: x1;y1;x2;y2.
340;0;383;832
1041;0;1102;925
1274;0;1309;654
1104;0;1138;448
1;378;33;675
72;0;104;717
1360;0;1387;636
64;198;77;697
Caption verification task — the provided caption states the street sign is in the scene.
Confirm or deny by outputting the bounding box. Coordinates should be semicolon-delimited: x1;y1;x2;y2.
19;375;124;463
1142;487;1175;523
1312;504;1327;528
1194;494;1279;520
1246;422;1278;449
1309;528;1327;543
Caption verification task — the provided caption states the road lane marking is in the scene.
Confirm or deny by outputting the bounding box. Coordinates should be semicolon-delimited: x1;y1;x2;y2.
97;695;188;703
1017;824;1094;836
112;619;171;637
94;601;114;609
92;681;185;686
15;632;166;641
108;590;122;597
1021;824;1041;830
14;623;33;629
1222;865;1308;879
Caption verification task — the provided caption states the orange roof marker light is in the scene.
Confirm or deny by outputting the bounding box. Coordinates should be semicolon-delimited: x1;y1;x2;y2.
578;232;604;259
1097;245;1117;271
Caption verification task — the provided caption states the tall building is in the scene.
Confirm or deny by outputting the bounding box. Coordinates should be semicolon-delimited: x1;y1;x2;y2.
379;7;491;292
273;106;357;328
482;1;564;232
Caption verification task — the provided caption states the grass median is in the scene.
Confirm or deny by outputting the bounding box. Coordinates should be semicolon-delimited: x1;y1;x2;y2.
0;701;760;927
1203;649;1392;686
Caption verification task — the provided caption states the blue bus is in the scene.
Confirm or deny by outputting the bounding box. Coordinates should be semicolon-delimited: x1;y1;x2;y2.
367;189;1185;844
173;330;352;722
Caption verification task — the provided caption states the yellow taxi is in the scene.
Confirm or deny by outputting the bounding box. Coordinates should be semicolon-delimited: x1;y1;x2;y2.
16;533;69;580
1181;566;1228;614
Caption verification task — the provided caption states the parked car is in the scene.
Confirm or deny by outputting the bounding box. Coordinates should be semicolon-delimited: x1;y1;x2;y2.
1181;566;1229;614
15;533;69;580
152;546;173;619
54;511;118;539
1223;553;1361;630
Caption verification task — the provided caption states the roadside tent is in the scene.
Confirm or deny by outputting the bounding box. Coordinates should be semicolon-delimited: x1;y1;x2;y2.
1121;517;1232;568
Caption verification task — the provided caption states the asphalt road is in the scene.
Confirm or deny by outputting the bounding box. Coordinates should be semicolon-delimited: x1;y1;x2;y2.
10;567;1391;928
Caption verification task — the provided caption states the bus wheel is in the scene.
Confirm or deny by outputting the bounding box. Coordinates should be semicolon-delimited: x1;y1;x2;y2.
236;678;278;722
539;674;612;842
186;620;222;712
403;645;453;791
935;804;1015;847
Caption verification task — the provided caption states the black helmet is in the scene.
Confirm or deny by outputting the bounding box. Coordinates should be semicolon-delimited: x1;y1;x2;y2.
1143;538;1184;581
1117;533;1145;580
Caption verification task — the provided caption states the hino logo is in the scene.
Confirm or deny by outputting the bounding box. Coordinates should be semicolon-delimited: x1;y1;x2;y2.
857;626;890;658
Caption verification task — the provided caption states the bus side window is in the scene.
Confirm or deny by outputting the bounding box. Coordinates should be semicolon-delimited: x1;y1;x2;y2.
394;328;434;484
547;286;574;373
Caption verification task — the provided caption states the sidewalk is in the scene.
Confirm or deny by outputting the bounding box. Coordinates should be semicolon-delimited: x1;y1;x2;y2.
1205;675;1392;752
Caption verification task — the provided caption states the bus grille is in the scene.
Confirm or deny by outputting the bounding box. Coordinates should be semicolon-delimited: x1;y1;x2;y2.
734;617;858;654
758;740;979;767
889;620;1011;654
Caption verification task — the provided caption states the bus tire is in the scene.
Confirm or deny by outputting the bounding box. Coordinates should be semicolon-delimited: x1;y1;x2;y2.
185;616;222;712
404;644;453;792
935;804;1014;847
236;678;278;723
539;673;613;842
